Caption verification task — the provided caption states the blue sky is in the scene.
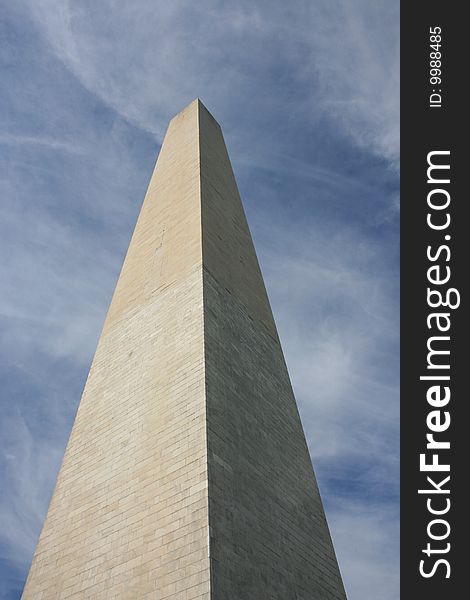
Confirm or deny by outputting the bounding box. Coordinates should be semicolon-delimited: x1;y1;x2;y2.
0;1;399;598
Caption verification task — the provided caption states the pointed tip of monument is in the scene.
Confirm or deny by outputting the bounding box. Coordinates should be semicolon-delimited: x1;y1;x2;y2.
193;97;205;108
196;98;221;126
172;98;219;126
192;97;210;115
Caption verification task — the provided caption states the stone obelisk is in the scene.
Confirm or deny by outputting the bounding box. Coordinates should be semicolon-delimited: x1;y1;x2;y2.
22;100;347;600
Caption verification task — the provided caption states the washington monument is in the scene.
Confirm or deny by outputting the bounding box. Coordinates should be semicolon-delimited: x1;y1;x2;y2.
22;100;347;599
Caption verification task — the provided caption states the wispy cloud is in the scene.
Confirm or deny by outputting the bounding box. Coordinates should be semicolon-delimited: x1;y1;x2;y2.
330;498;399;600
24;0;399;165
306;1;400;166
0;133;85;154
